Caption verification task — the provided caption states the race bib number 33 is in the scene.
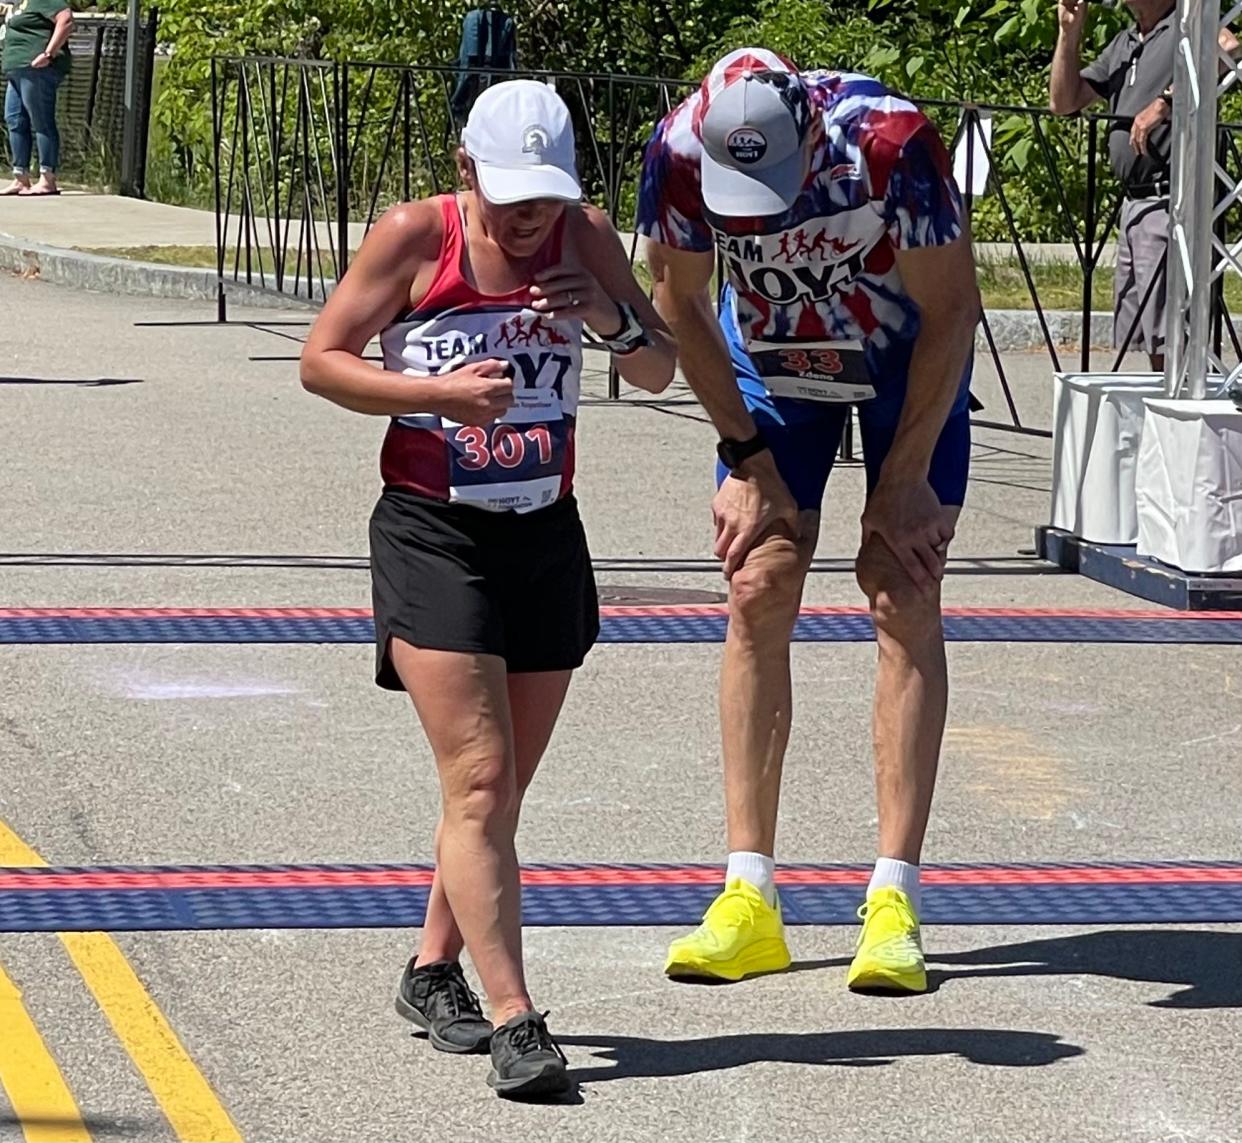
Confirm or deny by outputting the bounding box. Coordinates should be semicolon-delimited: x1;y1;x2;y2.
749;339;876;404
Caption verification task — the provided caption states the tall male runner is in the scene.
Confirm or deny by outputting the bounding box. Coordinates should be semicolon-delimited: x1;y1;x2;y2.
637;49;981;991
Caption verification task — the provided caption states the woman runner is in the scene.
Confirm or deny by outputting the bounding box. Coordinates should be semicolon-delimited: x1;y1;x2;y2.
301;79;675;1098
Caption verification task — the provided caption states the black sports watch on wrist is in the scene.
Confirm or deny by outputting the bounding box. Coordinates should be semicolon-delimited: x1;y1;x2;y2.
589;301;651;356
716;432;769;472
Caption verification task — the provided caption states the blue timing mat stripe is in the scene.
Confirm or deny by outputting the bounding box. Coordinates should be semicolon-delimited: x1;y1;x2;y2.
4;883;1242;932
2;615;1242;644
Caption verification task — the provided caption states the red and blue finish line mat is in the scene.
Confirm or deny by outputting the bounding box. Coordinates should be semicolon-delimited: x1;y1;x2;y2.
3;606;1242;644
2;862;1240;932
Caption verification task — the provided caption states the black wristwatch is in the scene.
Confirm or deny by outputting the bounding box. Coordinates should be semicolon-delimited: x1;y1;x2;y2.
589;301;651;356
716;432;769;472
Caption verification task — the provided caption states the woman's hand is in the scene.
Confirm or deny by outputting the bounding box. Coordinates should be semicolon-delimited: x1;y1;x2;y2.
425;359;515;426
529;264;621;337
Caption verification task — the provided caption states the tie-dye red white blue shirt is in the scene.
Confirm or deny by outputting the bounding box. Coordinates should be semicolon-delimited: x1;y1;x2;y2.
636;70;965;383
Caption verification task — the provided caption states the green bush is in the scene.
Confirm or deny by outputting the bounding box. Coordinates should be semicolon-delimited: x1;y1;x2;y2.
146;0;1167;245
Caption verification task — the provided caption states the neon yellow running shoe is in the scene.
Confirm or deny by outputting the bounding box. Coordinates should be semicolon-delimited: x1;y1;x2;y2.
846;886;927;994
664;878;792;982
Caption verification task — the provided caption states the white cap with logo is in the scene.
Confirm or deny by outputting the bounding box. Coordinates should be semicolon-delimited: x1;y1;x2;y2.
698;49;812;217
462;79;583;205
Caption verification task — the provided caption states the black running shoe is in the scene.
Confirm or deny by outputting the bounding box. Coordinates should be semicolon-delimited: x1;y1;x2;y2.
394;958;492;1054
487;1011;571;1098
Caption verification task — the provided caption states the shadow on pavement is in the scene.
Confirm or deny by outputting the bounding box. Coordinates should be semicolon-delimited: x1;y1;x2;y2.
0;376;142;386
560;1027;1083;1084
931;929;1242;1008
0;1114;158;1138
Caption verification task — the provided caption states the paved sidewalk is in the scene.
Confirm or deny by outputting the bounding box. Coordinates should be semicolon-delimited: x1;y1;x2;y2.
0;191;371;253
0;191;217;249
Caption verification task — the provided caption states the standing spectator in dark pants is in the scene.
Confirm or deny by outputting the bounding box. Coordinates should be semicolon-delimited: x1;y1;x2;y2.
1050;0;1236;370
2;0;73;196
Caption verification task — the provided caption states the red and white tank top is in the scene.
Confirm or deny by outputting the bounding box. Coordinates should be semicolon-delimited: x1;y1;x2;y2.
378;194;582;514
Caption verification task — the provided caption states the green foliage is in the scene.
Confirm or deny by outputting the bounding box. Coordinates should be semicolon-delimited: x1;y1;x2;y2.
146;0;1143;243
691;0;1131;241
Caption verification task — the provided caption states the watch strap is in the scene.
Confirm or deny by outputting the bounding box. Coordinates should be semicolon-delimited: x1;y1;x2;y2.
716;432;769;471
588;301;650;356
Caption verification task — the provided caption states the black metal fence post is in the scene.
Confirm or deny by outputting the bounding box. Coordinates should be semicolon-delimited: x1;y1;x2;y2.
134;8;158;199
211;57;226;323
1082;117;1098;372
337;62;351;285
119;2;142;195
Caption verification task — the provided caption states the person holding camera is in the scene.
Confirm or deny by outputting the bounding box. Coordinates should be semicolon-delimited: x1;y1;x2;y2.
1051;0;1237;369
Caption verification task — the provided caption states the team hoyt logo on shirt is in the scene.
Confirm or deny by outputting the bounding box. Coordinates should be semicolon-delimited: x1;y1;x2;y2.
716;223;876;307
416;315;574;399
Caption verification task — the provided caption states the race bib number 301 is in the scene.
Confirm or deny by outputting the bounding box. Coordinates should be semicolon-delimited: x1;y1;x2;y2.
748;339;876;404
446;418;571;513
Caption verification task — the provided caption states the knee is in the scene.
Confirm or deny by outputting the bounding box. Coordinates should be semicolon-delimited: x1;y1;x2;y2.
442;755;518;830
729;539;806;633
855;542;942;642
27;106;54;135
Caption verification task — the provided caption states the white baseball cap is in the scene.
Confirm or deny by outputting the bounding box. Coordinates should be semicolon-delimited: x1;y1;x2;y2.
461;80;582;205
699;49;813;216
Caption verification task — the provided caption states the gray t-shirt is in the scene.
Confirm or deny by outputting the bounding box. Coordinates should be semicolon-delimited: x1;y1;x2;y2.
1082;8;1175;190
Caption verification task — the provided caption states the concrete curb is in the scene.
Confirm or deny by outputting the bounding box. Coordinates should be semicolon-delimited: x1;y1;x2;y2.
0;234;319;312
984;307;1115;352
0;232;1116;347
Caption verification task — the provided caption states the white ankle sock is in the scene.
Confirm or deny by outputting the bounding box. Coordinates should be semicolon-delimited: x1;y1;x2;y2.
868;858;921;912
726;851;776;906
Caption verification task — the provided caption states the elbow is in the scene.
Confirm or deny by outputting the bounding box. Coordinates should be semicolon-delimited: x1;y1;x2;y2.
956;289;983;348
624;344;677;395
299;350;327;396
964;284;983;330
1048;85;1081;116
923;290;982;349
647;354;677;395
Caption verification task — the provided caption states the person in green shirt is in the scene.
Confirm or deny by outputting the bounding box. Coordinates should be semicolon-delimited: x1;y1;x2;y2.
2;0;74;195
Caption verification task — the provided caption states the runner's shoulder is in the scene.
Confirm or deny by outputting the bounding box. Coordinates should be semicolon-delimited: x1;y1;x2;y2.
565;203;629;274
809;70;937;148
566;202;617;243
359;197;445;272
651;88;706;160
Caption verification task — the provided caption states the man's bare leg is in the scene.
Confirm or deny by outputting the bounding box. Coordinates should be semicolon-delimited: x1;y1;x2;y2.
720;513;820;864
859;508;959;867
847;508;960;994
664;514;818;982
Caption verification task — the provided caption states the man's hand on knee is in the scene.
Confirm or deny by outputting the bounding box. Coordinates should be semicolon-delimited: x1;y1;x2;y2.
859;479;955;598
712;454;800;579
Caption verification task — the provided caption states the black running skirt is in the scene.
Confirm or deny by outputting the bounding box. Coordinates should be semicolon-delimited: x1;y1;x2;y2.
367;489;599;690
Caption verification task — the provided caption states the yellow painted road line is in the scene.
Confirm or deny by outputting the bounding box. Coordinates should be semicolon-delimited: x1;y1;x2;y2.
0;823;241;1142
0;965;91;1143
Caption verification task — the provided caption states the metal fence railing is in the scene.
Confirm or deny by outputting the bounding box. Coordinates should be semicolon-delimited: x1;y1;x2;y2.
209;56;1242;435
